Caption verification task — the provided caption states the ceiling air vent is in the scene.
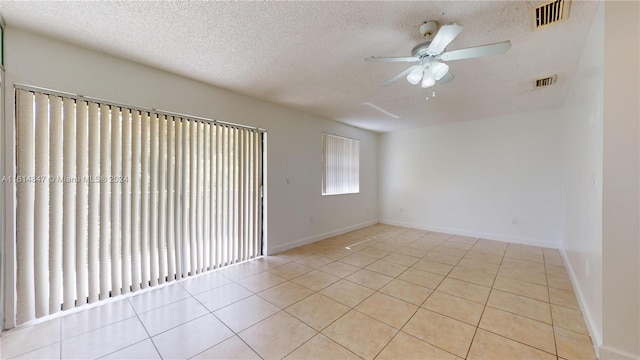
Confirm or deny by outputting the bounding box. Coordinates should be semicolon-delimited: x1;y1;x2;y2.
535;0;569;28
535;75;557;88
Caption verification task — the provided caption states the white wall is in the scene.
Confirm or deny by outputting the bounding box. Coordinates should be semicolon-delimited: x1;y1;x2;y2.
2;27;379;257
379;110;563;248
561;2;640;358
600;1;640;359
559;1;604;351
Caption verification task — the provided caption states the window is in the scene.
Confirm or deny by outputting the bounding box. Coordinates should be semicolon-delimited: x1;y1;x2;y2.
322;133;359;195
11;86;264;325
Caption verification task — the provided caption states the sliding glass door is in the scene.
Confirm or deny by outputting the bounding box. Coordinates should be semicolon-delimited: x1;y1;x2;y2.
9;86;264;326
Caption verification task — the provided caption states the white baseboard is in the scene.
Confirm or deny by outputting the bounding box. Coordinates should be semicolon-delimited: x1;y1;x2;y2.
560;248;603;359
266;220;379;255
379;219;559;248
599;346;640;360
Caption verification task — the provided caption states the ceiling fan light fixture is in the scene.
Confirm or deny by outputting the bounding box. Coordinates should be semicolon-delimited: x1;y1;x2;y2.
367;20;511;89
427;23;463;56
407;66;424;85
430;62;449;80
421;68;436;88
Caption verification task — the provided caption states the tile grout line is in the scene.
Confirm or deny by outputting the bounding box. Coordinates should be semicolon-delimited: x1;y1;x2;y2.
208;245;397;359
544;250;561;358
471;244;562;358
463;242;505;359
477;327;559;358
367;234;462;359
278;324;360;360
423;235;478;359
55;304;151;353
187;284;264;360
127;296;165;360
279;233;427;359
371;286;430;359
119;272;256;359
244;231;406;359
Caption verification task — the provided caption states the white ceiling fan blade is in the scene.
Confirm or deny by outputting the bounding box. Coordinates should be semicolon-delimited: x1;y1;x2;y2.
426;23;463;56
439;41;512;61
365;56;420;63
436;72;454;84
381;65;420;87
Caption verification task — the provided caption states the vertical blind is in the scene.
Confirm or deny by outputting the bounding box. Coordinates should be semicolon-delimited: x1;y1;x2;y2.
14;88;264;325
322;133;360;195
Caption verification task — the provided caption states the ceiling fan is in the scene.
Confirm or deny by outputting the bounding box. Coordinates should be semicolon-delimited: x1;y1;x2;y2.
366;21;512;88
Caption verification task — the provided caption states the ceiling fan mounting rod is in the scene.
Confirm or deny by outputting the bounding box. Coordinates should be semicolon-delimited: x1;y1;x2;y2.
419;20;439;38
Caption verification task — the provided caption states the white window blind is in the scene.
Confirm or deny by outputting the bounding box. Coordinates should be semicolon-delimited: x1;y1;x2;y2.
13;87;264;325
322;133;359;195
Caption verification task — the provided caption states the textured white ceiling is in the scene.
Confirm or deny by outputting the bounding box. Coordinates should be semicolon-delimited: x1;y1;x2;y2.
1;1;598;132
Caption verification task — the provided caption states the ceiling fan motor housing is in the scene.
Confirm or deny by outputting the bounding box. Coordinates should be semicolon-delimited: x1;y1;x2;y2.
411;41;436;59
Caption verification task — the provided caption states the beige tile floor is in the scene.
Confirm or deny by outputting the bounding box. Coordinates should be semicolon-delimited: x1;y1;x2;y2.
1;225;596;360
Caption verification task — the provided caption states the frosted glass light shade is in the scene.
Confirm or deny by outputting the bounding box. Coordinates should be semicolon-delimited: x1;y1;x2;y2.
430;62;449;80
407;66;424;85
421;68;436;88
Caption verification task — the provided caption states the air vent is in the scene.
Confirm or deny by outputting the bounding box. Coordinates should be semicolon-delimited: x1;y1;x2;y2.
535;0;569;28
535;75;557;88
